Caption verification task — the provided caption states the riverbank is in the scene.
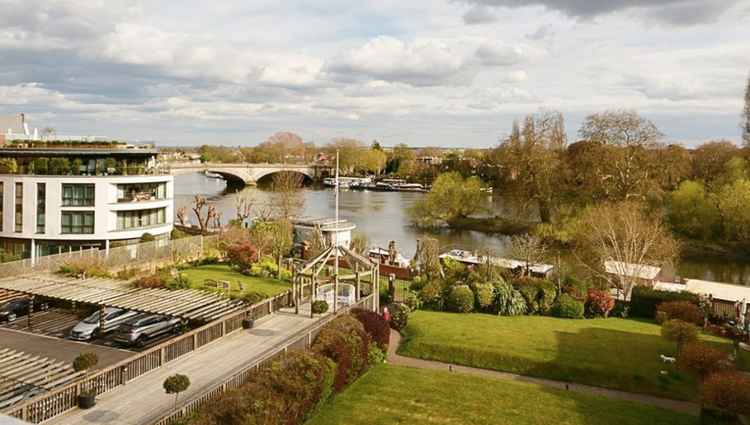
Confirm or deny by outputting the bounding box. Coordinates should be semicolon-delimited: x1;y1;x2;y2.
679;238;750;262
445;216;534;235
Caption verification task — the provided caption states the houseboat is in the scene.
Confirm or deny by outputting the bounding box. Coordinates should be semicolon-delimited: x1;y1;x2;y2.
323;176;372;189
368;241;413;280
439;249;554;279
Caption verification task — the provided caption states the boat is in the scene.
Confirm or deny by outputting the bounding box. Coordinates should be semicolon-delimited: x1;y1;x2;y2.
323;176;372;189
351;178;427;192
439;248;554;279
368;241;413;280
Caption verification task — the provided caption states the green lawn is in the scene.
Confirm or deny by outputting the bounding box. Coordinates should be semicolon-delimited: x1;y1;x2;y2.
307;365;696;425
400;311;750;400
180;264;290;298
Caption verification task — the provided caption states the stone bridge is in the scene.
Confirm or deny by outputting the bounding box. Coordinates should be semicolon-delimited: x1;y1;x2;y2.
167;163;326;186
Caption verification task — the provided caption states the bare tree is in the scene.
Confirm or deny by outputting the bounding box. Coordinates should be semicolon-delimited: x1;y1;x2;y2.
574;201;680;299
192;195;217;233
270;172;305;220
743;73;750;147
509;234;548;277
234;193;254;223
176;206;188;226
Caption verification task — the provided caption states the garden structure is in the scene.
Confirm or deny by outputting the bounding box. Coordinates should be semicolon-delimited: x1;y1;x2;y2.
293;243;380;317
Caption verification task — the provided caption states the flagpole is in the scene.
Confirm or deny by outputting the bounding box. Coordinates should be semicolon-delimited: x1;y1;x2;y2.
334;150;340;312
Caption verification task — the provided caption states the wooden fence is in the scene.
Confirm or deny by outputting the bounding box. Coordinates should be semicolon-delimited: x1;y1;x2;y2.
3;288;295;423
151;293;377;425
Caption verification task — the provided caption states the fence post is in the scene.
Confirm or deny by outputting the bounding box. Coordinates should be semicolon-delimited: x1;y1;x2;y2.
161;347;166;365
193;333;198;349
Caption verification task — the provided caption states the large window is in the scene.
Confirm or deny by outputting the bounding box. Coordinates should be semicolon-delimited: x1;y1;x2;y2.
36;183;45;234
14;183;22;233
117;208;166;230
61;211;95;234
116;182;167;202
62;184;95;206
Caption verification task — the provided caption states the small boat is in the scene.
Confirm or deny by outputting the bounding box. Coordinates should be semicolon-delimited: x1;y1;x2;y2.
439;248;554;278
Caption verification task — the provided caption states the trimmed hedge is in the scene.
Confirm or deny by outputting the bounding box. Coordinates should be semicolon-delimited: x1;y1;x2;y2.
446;285;475;313
630;286;699;319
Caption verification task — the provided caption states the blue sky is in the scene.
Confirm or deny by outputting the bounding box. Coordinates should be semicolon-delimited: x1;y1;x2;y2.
0;0;749;147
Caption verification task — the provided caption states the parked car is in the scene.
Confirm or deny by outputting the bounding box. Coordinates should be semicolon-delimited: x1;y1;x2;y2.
69;308;140;341
112;314;184;347
0;297;48;322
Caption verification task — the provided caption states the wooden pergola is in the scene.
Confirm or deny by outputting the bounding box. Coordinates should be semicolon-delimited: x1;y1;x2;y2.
0;348;83;410
292;245;379;317
0;275;245;324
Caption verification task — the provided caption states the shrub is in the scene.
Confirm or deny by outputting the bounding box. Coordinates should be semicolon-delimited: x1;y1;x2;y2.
551;294;584;319
368;345;386;365
167;273;190;290
140;232;155;243
630;286;699;319
312;315;370;391
418;279;445;311
494;280;527;316
562;275;591;300
474;283;495;311
57;256;110;278
351;308;390;351
387;302;410;331
247;256;292;280
661;319;698;353
585;289;615;318
240;291;266;305
702;371;750;416
72;352;98;372
312;300;329;315
446;285;475;313
518;284;541;314
401;290;422;311
133;274;167;289
163;374;191;409
677;342;730;382
656;300;704;326
226;240;258;271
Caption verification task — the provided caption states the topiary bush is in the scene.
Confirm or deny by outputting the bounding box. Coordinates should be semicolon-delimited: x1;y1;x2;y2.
656;300;704;326
473;282;495;311
72;352;99;372
387;302;410;331
585;289;615;318
418;279;445;311
446;285;475;313
312;300;329;315
351;308;390;351
551;294;584;319
630;286;699;319
226;240;258;272
661;319;698;353
494;280;527;316
677;342;730;382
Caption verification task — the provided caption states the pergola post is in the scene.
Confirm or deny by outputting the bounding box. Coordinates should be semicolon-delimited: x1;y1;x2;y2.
355;272;361;301
310;276;317;318
27;295;34;329
333;274;339;313
98;304;106;337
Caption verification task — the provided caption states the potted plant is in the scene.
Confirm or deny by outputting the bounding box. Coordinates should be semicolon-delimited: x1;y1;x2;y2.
73;352;99;409
312;300;329;316
163;374;191;410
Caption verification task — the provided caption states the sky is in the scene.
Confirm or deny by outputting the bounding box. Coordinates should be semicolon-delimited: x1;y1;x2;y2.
1;0;749;148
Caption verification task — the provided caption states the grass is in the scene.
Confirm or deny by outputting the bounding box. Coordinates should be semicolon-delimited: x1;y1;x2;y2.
400;311;750;400
306;365;696;425
180;264;290;298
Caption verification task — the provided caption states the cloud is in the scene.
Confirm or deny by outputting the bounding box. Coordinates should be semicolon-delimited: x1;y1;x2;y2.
463;5;498;24
459;0;741;26
475;41;541;66
326;36;478;87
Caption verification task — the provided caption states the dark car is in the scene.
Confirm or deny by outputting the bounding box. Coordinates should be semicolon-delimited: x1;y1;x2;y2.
112;314;184;347
0;297;48;322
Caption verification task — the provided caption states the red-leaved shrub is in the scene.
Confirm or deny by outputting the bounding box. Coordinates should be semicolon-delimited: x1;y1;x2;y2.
677;342;730;381
702;371;750;415
226;240;258;271
585;289;615;318
656;300;704;325
133;274;166;289
351;308;390;351
312;315;370;391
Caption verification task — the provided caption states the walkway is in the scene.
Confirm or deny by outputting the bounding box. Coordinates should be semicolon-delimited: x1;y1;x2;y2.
387;332;700;416
52;312;318;425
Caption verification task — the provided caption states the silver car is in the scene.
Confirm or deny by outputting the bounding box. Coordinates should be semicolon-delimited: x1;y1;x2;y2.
112;314;184;347
70;308;140;341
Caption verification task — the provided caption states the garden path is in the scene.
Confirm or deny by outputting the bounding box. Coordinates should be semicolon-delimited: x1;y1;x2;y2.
387;331;700;416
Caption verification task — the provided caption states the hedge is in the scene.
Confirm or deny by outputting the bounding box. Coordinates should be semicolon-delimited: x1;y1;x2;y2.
351;308;390;351
629;286;699;319
312;315;370;391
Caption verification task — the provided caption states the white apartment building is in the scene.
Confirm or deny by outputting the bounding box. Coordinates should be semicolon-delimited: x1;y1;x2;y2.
0;142;173;260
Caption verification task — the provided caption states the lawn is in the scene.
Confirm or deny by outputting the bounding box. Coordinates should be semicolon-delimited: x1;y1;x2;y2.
306;365;696;425
180;264;290;298
399;311;750;400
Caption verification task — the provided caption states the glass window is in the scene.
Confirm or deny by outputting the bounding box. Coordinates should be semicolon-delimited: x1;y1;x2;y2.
14;182;22;233
116;208;166;230
36;183;45;234
62;184;95;206
116;182;168;203
61;211;94;234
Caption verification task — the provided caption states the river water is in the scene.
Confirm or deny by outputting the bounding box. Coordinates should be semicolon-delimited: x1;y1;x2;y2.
174;173;750;286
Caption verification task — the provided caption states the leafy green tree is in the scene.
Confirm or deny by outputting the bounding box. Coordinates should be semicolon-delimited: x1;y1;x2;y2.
669;180;720;239
0;158;17;174
31;157;49;174
743;72;750;147
717;179;750;242
163;374;190;409
692;140;739;188
409;172;485;227
49;157;70;175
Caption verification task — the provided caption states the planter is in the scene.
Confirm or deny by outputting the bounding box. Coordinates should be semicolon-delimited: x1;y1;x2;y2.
241;319;254;329
78;393;96;409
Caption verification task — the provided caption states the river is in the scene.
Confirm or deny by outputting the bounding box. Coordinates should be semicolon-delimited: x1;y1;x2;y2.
174;173;750;286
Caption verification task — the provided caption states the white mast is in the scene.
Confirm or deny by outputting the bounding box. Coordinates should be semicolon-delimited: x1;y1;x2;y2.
334;150;340;275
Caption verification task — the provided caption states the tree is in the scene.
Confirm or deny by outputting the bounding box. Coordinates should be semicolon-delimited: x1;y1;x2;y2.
249;132;307;163
176;206;188;226
0;158;18;174
669;180;720;239
509;234;548;277
325;139;368;174
661;319;698;354
413;237;442;280
226;240;259;272
579;110;663;199
163;374;190;410
49;157;70;175
191;195;217;233
574;201;679;298
743;73;750;147
409;172;485;227
250;220;294;279
717;179;750;242
234;193;254;223
270;172;304;221
692;141;739;188
677;342;729;382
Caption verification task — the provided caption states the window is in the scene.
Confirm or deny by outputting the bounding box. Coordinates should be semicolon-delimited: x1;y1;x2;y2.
116;208;166;230
36;183;45;234
116;182;167;202
0;182;3;232
14;182;22;233
61;211;94;234
62;184;95;206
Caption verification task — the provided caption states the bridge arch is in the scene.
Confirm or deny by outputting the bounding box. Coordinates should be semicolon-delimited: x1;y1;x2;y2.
205;165;316;187
253;169;314;186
